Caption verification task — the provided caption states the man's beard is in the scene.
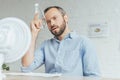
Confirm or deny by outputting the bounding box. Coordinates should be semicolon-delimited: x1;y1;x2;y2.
50;20;66;37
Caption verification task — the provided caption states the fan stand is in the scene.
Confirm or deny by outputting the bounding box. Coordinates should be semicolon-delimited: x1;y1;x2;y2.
0;54;6;79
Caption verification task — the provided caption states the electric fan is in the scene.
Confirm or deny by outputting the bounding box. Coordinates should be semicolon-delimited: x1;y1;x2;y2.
0;17;31;79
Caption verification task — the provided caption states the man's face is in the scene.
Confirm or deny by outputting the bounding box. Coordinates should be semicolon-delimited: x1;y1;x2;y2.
45;8;67;37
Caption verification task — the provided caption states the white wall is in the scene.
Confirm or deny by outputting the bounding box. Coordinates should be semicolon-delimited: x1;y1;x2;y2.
0;0;120;78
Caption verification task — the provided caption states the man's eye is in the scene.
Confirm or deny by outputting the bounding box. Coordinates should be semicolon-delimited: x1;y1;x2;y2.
47;21;50;24
53;17;56;20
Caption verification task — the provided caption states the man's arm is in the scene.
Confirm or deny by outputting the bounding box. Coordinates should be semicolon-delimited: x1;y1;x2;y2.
22;13;42;67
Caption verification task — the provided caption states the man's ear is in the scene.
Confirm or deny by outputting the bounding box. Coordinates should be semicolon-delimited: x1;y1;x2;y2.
64;15;68;23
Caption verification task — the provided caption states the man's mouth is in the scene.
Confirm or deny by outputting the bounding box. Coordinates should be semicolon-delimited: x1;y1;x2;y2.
52;27;57;31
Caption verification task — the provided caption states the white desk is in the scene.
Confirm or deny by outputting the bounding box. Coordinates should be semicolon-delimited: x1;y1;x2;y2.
4;75;120;80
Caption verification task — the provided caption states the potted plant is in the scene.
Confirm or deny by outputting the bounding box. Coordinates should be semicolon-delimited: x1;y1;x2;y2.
2;64;10;71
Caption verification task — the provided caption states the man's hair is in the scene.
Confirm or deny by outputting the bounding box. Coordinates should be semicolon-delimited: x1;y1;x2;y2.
44;6;66;16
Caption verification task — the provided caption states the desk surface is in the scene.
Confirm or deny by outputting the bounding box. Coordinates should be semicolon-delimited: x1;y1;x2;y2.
4;75;120;80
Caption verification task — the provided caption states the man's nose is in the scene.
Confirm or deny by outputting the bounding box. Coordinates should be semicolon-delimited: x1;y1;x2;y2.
51;20;55;26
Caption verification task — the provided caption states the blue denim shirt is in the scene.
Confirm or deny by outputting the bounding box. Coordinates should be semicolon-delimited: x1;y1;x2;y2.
21;31;100;76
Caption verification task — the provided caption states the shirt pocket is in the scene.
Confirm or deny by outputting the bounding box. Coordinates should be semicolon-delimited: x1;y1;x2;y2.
62;50;80;71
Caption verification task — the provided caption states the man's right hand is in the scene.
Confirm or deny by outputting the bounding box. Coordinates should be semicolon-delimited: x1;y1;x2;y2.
30;13;42;37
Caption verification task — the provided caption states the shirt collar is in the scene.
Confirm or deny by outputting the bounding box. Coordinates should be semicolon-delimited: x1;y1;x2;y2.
69;31;78;39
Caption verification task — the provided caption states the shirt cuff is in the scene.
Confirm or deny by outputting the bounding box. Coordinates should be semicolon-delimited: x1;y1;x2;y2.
21;62;35;73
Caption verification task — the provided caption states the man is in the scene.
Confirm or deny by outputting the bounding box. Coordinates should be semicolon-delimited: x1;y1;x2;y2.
21;6;100;76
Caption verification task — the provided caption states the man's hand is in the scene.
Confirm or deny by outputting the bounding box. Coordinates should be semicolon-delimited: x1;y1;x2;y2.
30;13;42;37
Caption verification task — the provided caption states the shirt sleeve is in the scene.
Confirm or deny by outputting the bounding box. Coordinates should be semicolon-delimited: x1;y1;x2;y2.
81;37;101;76
21;41;45;72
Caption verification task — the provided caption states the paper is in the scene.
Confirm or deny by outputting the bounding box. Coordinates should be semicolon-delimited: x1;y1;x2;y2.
4;72;62;77
88;23;109;38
